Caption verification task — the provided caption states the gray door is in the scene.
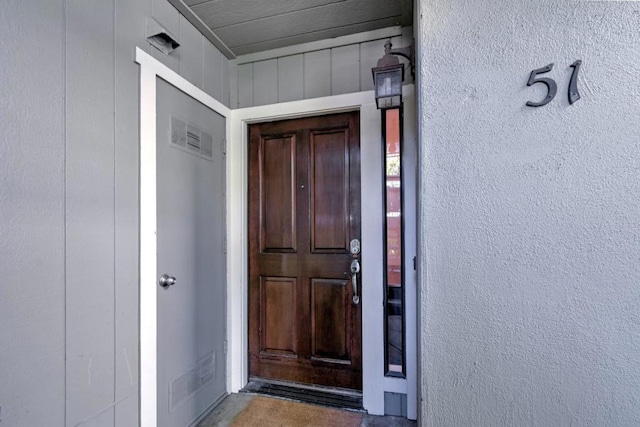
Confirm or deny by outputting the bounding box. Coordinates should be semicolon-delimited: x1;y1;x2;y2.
156;78;226;427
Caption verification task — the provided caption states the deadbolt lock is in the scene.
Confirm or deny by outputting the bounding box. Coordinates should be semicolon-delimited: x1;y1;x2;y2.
350;239;361;256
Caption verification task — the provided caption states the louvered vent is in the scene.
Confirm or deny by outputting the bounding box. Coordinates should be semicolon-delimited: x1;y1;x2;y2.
186;124;201;152
201;132;213;158
171;116;186;147
170;115;214;160
170;351;216;411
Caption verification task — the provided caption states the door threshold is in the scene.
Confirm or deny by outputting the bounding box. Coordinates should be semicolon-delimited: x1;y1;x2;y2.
241;378;363;411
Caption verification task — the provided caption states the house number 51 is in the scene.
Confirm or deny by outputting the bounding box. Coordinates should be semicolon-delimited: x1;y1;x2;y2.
526;60;582;107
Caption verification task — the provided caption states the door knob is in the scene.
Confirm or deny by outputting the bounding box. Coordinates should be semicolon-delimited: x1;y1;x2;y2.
159;274;177;288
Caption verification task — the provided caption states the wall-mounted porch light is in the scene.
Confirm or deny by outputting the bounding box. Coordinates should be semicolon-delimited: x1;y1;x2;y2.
372;39;415;378
371;40;414;110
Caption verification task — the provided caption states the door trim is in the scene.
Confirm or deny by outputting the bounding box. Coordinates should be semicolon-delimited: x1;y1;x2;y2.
135;47;231;427
229;91;405;415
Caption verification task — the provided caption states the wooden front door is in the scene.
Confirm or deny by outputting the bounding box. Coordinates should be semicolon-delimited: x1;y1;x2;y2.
248;111;361;390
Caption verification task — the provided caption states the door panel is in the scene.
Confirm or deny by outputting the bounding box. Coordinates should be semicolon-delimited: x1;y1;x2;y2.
311;278;350;361
249;111;361;390
260;277;298;356
156;78;226;426
310;130;350;252
261;135;297;253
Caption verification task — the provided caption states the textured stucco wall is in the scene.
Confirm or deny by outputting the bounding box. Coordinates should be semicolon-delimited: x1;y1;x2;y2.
418;1;640;425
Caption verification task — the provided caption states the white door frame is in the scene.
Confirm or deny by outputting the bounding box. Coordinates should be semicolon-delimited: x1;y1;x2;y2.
227;86;416;416
137;45;417;422
136;47;231;427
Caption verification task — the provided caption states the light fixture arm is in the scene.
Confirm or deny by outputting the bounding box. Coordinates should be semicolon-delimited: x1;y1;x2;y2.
381;40;415;80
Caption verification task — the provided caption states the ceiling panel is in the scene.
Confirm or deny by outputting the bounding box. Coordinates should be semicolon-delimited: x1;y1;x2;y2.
174;0;412;57
214;0;403;49
189;0;346;28
230;17;402;56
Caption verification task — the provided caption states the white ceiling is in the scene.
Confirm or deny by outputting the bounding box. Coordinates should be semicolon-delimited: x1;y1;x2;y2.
174;0;412;57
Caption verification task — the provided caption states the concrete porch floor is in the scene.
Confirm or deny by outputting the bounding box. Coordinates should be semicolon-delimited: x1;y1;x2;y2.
197;393;417;426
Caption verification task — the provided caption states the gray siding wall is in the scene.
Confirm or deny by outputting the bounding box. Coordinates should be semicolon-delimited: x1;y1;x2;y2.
0;1;230;426
0;2;66;425
233;28;414;108
418;0;640;425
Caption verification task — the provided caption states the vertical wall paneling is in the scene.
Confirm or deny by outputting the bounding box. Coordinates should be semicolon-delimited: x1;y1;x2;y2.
204;43;224;102
400;25;414;86
331;44;360;95
65;0;116;425
150;0;180;72
151;0;179;39
114;0;149;424
253;59;278;106
391;35;413;85
238;63;254;107
222;56;231;107
0;0;231;425
359;40;380;92
0;1;66;425
278;55;304;102
234;29;413;107
179;14;204;89
303;49;331;99
229;60;239;108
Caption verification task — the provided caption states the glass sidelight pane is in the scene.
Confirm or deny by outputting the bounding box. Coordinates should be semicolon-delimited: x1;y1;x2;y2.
384;108;405;376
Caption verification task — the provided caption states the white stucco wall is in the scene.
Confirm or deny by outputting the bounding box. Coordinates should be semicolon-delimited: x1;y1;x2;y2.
417;1;640;425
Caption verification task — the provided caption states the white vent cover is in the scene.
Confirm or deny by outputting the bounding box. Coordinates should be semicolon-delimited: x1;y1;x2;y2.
171;116;186;147
170;116;214;160
201;131;213;158
169;351;216;412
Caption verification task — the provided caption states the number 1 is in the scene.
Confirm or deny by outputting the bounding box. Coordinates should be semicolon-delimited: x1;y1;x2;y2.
568;60;582;105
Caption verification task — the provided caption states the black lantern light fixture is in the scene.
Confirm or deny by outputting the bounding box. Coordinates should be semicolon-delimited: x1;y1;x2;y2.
371;40;414;110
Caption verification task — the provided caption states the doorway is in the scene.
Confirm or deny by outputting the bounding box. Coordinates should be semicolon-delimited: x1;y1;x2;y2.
137;48;232;427
138;47;417;422
247;112;362;390
229;89;415;416
155;78;227;427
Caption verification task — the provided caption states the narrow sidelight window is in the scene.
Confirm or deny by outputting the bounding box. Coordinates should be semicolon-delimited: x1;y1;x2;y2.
383;108;405;376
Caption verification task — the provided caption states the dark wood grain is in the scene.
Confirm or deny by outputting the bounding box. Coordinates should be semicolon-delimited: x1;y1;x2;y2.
261;135;297;252
260;277;297;356
310;130;349;253
248;111;362;390
311;278;349;362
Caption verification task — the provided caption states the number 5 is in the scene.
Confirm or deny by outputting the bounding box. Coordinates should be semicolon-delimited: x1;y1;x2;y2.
526;63;557;107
